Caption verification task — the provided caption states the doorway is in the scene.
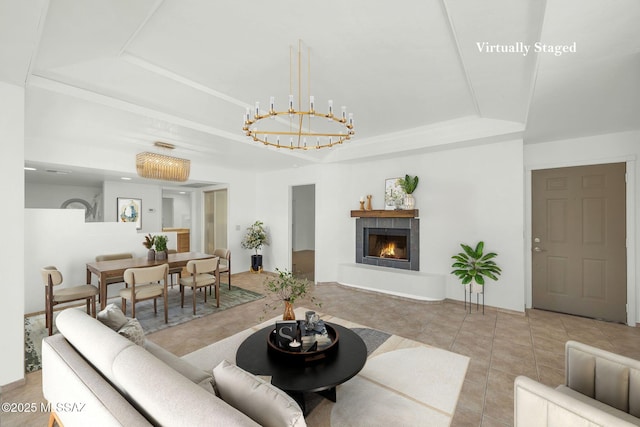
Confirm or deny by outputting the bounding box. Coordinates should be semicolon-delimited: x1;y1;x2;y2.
291;184;315;282
204;189;228;255
531;163;627;323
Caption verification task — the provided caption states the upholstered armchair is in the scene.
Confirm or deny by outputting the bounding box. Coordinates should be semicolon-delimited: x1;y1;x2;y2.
179;257;220;314
120;264;169;323
213;248;231;290
41;266;98;335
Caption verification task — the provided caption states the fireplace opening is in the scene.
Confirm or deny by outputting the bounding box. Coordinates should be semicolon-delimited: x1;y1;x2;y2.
365;228;410;262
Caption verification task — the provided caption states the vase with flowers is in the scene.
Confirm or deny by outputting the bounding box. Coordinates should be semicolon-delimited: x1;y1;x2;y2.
263;268;320;320
143;233;156;260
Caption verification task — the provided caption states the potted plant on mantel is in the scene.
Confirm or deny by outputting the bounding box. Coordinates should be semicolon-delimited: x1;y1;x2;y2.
241;220;269;273
143;233;156;260
451;241;502;295
398;174;419;210
263;268;321;320
154;235;169;261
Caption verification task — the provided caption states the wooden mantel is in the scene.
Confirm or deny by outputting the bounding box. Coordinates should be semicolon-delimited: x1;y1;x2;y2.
350;209;419;218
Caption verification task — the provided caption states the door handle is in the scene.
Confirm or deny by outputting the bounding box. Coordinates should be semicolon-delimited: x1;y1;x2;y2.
533;247;546;252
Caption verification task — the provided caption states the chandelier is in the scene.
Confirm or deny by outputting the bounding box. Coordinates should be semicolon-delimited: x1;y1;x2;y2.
136;142;190;182
242;40;354;150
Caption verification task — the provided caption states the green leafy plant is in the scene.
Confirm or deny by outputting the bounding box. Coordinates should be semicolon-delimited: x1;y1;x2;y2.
142;233;156;249
154;235;168;252
451;241;501;286
241;220;269;255
398;174;419;194
262;268;321;317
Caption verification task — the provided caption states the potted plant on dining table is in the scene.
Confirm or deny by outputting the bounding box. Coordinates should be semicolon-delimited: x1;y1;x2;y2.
154;235;168;261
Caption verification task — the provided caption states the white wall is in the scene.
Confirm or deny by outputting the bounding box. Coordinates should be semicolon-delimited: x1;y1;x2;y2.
0;82;25;387
103;180;163;233
256;139;526;313
524;130;640;324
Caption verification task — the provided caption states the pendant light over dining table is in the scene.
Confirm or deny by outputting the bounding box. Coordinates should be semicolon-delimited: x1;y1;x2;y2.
242;40;354;150
136;142;190;182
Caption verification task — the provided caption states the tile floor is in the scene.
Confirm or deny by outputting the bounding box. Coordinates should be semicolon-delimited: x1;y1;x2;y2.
3;272;640;426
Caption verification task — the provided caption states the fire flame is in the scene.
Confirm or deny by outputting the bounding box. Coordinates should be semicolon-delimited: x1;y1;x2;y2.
380;242;396;258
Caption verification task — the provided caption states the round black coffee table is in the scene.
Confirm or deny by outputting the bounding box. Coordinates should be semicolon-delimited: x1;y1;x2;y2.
236;322;367;413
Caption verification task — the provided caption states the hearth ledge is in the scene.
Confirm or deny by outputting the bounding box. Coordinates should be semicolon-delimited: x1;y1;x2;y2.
337;263;445;301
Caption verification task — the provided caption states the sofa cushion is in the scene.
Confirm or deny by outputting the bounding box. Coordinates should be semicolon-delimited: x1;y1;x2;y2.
117;318;146;346
113;346;259;426
213;360;305;427
97;303;129;331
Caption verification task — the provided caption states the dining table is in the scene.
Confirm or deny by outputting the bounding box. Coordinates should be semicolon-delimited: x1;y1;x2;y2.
86;251;217;310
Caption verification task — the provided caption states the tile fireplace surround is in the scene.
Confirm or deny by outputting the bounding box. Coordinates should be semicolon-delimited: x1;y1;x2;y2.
356;216;420;271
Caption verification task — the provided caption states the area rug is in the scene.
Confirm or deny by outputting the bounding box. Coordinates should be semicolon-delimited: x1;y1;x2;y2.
182;308;470;427
24;285;264;373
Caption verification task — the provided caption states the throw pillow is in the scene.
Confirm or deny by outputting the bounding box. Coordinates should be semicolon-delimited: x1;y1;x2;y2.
96;303;128;331
213;360;304;427
117;318;146;346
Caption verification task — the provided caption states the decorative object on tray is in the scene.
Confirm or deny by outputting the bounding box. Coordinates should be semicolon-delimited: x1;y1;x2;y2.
305;310;320;332
117;197;141;229
267;321;339;363
241;220;269;273
451;241;501;314
397;174;419;209
262;268;321;320
143;233;156;260
154;235;168;261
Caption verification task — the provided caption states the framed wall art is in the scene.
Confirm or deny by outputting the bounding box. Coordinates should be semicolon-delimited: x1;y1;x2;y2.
117;197;142;230
384;177;405;210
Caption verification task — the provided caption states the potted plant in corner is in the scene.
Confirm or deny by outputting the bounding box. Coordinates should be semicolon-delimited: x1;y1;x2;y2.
241;220;268;273
154;235;168;261
398;174;419;209
143;233;156;260
263;268;320;320
451;241;502;296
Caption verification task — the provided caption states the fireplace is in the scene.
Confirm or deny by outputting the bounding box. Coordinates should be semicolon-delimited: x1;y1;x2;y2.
365;228;410;261
355;217;419;271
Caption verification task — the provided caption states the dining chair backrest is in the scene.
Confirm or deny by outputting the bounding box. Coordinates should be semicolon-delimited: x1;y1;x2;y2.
95;253;133;262
41;266;63;287
124;264;168;285
213;248;230;261
186;257;219;275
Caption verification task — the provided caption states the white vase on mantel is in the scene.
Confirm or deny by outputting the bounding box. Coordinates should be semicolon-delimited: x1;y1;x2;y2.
403;194;415;210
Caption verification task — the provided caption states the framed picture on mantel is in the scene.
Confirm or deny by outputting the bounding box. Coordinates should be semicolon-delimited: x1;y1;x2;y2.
384;177;405;210
117;197;142;230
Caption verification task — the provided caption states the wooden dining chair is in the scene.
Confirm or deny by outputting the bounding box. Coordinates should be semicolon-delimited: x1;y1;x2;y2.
179;257;219;315
213;248;231;290
166;249;183;288
120;264;169;323
42;266;98;336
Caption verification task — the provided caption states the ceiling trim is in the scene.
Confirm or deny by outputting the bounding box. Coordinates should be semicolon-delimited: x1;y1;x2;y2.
24;0;49;87
118;0;164;57
441;0;480;117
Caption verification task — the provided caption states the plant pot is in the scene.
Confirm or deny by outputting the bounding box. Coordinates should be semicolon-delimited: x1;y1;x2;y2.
464;282;484;294
283;300;295;320
403;194;415;210
147;249;155;261
155;250;167;261
251;254;263;273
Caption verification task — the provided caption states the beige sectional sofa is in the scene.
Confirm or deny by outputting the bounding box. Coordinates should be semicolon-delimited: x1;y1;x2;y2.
514;340;640;426
42;308;305;426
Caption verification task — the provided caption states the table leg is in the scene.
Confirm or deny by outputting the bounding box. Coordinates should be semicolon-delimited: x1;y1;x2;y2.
100;272;107;310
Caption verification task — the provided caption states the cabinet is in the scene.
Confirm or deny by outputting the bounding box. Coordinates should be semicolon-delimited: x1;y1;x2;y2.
163;228;190;252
